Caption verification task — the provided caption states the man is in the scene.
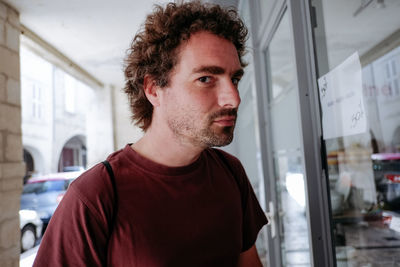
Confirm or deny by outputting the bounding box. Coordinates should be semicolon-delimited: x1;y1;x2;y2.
34;2;267;266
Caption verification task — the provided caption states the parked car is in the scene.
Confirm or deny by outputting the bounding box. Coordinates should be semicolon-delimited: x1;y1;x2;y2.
62;165;85;172
372;153;400;209
20;209;43;252
20;171;83;234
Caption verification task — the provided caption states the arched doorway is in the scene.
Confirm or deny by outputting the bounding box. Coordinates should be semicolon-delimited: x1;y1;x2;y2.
23;149;34;184
58;135;87;172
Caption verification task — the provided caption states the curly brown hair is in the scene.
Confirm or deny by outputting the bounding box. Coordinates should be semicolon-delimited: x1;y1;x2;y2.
124;1;248;131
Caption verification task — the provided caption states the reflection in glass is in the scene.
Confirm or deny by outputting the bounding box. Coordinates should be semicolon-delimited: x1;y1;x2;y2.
314;0;400;265
235;84;268;265
266;11;312;266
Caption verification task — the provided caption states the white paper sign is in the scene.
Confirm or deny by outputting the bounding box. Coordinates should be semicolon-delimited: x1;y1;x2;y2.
318;52;367;140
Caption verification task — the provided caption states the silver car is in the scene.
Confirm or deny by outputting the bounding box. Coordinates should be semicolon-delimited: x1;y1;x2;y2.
19;209;43;252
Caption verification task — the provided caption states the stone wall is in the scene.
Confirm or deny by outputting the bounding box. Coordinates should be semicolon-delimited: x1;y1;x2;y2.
0;1;24;266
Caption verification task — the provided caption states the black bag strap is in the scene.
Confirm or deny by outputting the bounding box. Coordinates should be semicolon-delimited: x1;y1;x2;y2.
213;149;248;213
102;160;118;235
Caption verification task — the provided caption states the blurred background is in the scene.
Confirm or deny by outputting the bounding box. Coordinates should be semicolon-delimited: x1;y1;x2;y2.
0;0;399;266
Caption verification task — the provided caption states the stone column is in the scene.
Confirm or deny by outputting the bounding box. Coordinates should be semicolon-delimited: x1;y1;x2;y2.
0;1;25;266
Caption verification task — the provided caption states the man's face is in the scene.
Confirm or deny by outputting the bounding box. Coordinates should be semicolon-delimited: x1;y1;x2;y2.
159;31;243;148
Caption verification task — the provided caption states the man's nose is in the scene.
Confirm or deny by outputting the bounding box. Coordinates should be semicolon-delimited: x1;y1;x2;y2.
217;79;241;108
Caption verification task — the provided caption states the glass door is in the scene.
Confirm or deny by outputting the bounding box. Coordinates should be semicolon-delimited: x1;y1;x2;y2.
313;0;400;265
264;9;312;266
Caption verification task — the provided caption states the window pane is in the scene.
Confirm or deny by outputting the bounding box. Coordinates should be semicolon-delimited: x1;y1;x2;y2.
266;11;312;266
313;0;400;265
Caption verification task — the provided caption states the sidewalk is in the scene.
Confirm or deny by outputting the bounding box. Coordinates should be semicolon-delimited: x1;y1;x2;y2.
20;245;39;267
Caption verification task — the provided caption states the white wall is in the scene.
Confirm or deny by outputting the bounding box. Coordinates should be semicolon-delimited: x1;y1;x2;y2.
112;86;143;150
86;85;114;168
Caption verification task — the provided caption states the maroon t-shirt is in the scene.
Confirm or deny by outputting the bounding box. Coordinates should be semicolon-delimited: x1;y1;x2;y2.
34;145;267;267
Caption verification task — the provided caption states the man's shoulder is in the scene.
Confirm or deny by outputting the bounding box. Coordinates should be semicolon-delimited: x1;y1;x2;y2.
69;163;110;197
105;145;128;165
69;146;128;198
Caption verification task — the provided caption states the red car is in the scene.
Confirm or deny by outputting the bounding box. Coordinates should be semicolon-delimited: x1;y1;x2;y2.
372;153;400;209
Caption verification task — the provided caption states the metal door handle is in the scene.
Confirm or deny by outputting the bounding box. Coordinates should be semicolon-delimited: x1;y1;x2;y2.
265;201;276;238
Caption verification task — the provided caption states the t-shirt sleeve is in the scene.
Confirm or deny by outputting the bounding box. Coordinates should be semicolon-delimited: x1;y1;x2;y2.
33;164;114;267
217;150;268;252
241;172;268;252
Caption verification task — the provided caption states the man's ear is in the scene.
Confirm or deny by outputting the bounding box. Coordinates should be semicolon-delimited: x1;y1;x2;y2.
143;75;161;107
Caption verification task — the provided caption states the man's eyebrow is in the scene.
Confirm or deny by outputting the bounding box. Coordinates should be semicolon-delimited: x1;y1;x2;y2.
192;66;225;74
192;66;244;77
233;68;244;78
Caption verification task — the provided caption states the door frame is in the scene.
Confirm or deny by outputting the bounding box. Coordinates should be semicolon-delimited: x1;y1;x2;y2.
248;0;286;266
288;0;335;266
248;0;335;265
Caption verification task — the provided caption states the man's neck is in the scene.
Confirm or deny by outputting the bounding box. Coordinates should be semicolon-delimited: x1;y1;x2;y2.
131;126;205;167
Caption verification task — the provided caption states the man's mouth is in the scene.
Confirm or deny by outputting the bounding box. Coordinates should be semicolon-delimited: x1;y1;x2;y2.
209;108;238;127
213;116;236;127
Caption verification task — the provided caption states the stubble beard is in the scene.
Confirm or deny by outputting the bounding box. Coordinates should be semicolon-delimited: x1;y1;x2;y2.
168;108;238;148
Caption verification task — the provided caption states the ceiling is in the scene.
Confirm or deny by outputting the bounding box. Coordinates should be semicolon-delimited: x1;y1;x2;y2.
4;0;171;88
11;0;397;92
4;0;237;89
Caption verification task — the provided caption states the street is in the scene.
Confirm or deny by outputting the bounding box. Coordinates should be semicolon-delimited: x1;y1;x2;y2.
20;245;39;267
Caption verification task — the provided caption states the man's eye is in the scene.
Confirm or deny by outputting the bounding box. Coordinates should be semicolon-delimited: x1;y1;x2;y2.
232;77;241;85
198;76;212;83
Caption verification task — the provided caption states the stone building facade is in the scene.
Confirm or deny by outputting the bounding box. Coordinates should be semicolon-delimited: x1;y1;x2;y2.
0;1;116;264
0;1;24;266
20;48;111;175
